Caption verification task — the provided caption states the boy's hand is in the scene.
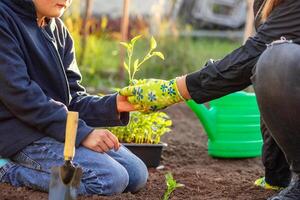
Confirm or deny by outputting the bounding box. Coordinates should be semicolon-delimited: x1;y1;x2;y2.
82;129;120;153
119;79;185;112
116;94;135;112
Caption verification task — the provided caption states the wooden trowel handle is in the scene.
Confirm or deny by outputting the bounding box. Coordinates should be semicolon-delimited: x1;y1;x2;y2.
64;111;79;161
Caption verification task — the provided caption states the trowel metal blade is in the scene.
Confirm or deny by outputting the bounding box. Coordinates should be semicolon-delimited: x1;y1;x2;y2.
49;166;82;200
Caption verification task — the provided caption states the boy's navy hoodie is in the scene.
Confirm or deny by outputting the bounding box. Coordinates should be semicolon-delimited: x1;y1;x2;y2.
0;0;128;157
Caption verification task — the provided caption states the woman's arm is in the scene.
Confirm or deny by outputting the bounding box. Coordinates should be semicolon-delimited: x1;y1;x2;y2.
119;0;300;112
186;0;300;104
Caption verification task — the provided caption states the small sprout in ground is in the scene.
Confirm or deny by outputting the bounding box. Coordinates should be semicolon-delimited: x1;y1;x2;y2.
163;172;184;200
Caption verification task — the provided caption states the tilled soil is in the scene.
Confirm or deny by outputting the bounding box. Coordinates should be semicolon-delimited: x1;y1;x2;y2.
0;103;277;200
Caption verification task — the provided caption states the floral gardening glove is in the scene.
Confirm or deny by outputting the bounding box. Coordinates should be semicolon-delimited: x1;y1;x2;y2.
119;79;185;112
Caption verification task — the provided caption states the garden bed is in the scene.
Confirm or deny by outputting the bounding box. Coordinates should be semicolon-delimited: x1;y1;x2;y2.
0;103;276;200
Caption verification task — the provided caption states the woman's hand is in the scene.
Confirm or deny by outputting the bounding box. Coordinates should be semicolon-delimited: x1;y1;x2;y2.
119;78;187;112
82;129;120;153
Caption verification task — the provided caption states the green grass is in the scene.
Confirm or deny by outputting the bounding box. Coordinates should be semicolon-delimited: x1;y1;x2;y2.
72;33;241;91
134;37;241;80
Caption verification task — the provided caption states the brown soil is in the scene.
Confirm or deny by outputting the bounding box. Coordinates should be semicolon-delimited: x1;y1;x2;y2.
0;103;277;200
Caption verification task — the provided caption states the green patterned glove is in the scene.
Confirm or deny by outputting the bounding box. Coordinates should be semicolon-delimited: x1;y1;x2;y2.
120;79;185;112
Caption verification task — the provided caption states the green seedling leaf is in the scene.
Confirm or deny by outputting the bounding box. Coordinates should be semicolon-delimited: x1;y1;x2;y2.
166;173;176;187
176;183;185;188
120;42;130;50
124;61;129;72
165;120;172;126
133;59;139;71
150;36;157;50
152;51;165;60
165;128;171;133
131;35;142;45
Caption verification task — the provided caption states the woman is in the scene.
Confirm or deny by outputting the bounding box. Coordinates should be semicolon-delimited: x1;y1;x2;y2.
0;0;147;196
120;0;300;199
253;0;291;191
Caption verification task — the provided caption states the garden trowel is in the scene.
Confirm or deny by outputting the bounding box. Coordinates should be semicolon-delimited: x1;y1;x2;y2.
49;111;83;200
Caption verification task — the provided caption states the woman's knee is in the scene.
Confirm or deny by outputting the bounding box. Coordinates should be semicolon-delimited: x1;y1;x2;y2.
254;43;300;96
82;163;129;195
256;43;300;78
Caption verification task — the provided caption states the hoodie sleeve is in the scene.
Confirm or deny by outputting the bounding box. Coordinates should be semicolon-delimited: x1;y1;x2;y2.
0;15;93;147
186;0;300;104
58;20;129;127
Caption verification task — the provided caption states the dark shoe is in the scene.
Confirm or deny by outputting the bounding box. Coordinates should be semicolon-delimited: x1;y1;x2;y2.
268;176;300;200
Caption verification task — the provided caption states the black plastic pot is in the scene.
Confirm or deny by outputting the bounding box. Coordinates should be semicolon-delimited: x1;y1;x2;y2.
123;143;167;168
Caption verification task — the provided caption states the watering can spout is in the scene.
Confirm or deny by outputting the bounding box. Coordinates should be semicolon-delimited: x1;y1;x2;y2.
186;100;215;140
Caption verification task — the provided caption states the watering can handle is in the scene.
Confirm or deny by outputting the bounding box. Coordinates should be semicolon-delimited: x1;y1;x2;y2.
186;100;215;140
64;111;79;161
186;100;211;120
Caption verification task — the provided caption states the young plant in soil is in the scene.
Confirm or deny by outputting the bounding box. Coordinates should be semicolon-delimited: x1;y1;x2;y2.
163;172;184;200
110;35;171;144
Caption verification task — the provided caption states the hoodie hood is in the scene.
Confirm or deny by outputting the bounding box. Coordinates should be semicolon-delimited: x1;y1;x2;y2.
2;0;37;20
1;0;55;31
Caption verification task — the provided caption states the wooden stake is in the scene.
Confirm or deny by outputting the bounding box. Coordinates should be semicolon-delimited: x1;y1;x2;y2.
79;0;94;66
118;0;131;81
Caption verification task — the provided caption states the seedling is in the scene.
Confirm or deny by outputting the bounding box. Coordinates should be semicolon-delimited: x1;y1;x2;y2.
120;35;164;82
163;172;184;200
109;35;170;144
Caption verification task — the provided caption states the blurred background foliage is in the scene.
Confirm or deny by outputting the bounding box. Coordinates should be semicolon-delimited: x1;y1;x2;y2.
63;0;242;92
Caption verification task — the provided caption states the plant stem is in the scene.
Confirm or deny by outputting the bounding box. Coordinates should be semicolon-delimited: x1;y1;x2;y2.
131;50;152;80
128;49;133;82
163;191;171;200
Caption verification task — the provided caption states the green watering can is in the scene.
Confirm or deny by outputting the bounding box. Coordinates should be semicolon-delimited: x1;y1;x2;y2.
186;91;262;158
